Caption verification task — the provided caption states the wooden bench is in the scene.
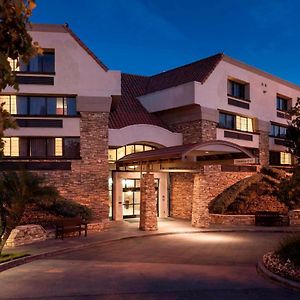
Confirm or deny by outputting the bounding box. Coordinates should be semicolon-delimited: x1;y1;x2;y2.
255;211;289;226
55;217;88;240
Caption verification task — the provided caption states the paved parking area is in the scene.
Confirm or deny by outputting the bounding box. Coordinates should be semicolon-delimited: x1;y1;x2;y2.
0;231;299;299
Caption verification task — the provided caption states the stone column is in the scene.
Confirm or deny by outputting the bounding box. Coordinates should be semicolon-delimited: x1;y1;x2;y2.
79;112;110;221
259;131;270;167
191;172;210;228
258;120;270;168
139;173;158;231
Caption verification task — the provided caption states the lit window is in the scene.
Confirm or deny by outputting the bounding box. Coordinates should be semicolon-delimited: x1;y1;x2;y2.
55;138;63;156
280;152;292;165
3;138;11;156
144;146;153;151
11;137;19;157
126;145;135;155
56;97;64;115
108;149;117;162
0;95;10;112
117;147;126;160
8;58;19;71
109;144;157;163
236;115;253;132
135;145;144;152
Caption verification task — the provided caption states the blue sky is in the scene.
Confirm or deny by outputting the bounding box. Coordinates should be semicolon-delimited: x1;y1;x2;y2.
31;0;300;84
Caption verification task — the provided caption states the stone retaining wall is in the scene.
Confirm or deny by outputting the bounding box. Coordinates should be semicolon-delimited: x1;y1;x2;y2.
210;214;255;226
5;225;47;248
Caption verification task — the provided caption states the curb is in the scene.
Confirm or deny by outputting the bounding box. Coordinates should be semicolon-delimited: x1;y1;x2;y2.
1;227;300;273
257;259;300;290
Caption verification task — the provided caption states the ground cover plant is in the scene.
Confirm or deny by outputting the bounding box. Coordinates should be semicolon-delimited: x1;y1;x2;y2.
0;171;92;254
0;252;29;264
263;235;300;282
209;167;288;214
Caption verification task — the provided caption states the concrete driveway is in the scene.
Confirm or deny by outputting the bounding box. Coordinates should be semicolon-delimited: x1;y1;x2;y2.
0;232;299;299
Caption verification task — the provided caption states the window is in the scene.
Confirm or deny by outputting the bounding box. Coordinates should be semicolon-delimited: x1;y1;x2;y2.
229;80;246;99
20;51;55;73
270;124;287;138
64;138;80;158
277;96;289;111
109;144;156;163
219;112;253;132
219;113;235;129
3;137;79;159
280;152;292;165
236;115;253;132
1;95;78;116
269;151;292;165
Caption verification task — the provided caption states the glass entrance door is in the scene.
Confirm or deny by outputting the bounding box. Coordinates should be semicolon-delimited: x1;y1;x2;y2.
122;179;140;218
122;178;159;218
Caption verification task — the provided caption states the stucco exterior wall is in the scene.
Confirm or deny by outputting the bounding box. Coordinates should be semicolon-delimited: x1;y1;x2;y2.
109;124;182;147
4;29;121;97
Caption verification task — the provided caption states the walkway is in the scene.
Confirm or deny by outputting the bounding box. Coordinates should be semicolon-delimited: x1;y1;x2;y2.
0;219;300;299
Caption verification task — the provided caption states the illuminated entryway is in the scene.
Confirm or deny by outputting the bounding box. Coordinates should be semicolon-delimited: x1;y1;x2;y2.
122;178;159;218
111;171;168;221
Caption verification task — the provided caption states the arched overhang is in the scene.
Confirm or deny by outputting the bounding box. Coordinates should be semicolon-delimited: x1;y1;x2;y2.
117;140;258;171
182;140;256;161
108;124;183;147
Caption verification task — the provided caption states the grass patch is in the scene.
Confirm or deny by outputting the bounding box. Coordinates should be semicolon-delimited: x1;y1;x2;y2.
276;235;300;267
0;253;30;264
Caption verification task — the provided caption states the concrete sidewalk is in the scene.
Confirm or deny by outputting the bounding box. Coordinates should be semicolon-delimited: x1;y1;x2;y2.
3;218;300;259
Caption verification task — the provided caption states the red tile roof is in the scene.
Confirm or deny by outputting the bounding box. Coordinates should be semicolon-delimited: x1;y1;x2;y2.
109;73;168;129
146;53;223;93
109;53;224;129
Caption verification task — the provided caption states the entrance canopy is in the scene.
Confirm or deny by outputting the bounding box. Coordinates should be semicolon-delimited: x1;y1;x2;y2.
117;140;258;172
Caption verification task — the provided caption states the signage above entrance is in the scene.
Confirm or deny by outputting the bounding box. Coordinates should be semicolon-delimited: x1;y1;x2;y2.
234;158;258;165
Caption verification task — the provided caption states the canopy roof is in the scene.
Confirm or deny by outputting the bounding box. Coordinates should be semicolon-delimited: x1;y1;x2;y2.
117;140;256;167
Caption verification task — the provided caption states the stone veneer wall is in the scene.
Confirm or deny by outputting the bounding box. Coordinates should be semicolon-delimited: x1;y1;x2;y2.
139;173;158;231
35;112;109;222
210;214;255;226
170;173;194;220
171;120;217;144
259;131;270;167
289;210;300;226
191;165;255;227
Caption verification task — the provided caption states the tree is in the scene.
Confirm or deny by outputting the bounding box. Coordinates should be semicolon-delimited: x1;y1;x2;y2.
0;171;59;254
286;97;300;165
0;1;41;154
0;0;40;90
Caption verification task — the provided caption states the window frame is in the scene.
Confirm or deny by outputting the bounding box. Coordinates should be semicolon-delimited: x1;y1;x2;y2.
219;112;254;133
228;79;247;100
2;137;80;159
270;123;287;138
276;95;290;112
1;95;79;117
19;50;55;74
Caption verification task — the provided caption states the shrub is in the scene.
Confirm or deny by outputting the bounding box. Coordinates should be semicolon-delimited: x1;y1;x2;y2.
277;166;300;209
276;235;300;267
260;167;287;181
39;198;92;221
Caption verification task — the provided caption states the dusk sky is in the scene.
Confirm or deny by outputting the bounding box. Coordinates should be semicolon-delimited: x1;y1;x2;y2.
31;0;300;84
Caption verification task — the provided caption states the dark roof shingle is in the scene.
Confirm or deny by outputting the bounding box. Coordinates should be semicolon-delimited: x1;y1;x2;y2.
109;74;168;129
109;53;224;129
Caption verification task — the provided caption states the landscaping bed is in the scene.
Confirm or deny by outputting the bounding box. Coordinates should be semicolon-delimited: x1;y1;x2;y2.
263;235;300;283
0;253;30;264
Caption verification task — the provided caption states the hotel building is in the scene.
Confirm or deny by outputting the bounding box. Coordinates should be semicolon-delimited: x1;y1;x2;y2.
1;24;297;228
